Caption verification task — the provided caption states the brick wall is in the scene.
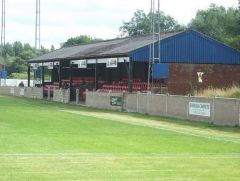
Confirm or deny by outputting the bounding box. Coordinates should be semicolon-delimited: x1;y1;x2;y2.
168;64;240;95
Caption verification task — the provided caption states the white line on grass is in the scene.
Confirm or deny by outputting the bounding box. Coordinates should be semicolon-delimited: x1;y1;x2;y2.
61;110;240;144
0;153;239;158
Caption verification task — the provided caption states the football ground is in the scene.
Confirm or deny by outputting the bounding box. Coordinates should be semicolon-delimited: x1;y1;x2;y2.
0;96;239;180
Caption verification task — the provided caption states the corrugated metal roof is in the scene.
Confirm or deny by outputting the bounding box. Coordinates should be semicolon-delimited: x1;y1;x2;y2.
129;30;240;65
29;31;181;63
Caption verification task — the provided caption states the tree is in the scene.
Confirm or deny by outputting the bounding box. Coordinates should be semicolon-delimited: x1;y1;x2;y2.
190;4;240;50
12;41;23;56
3;43;14;57
0;41;51;76
23;43;33;51
7;57;27;74
119;10;185;37
62;35;102;47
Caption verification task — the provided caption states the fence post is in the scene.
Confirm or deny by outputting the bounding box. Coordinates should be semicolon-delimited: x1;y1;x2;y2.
187;95;190;119
212;97;215;123
238;100;240;126
47;86;50;100
137;92;139;112
146;93;148;114
165;94;168;116
76;89;79;105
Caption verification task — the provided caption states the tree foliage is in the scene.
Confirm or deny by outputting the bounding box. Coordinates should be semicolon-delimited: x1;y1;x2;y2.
119;10;185;36
190;4;240;50
0;42;49;75
62;35;102;47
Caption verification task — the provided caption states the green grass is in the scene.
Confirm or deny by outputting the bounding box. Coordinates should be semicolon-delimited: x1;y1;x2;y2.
196;86;240;99
0;96;239;180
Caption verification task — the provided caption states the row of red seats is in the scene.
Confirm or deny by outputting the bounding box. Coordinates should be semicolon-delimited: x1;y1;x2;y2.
109;82;148;90
62;77;99;86
44;83;59;93
99;82;149;92
122;78;141;82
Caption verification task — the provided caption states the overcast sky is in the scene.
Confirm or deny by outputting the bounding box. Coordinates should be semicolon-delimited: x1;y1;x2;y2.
5;0;238;48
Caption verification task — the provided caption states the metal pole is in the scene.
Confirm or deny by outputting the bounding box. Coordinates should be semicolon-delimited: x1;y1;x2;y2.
35;0;38;49
27;65;30;87
1;0;6;57
128;58;133;93
69;62;73;101
41;65;45;87
38;0;41;49
35;0;40;50
147;0;153;91
158;0;161;64
59;61;62;88
95;59;98;91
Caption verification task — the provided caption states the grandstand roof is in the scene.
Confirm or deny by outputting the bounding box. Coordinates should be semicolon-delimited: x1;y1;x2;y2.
28;31;182;63
29;29;240;65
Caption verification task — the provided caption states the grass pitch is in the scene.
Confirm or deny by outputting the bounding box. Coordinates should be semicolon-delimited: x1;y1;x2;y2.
0;96;239;180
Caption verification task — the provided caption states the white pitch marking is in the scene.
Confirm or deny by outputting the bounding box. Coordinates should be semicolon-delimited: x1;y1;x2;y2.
0;153;239;158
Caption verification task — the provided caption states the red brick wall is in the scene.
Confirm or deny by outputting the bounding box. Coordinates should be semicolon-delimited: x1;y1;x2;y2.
167;64;240;95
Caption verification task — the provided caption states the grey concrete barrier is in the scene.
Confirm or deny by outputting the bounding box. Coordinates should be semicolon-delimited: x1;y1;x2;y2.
124;93;138;112
76;89;79;104
86;92;240;126
148;94;168;116
86;91;123;111
0;86;43;99
213;98;240;126
53;88;70;103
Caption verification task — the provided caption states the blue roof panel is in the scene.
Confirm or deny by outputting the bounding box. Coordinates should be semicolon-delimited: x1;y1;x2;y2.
129;30;240;65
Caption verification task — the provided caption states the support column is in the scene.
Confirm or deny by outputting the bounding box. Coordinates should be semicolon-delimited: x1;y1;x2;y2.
128;58;133;93
69;62;73;89
69;62;73;101
27;65;30;87
95;59;99;91
41;65;45;87
59;61;62;88
51;68;54;83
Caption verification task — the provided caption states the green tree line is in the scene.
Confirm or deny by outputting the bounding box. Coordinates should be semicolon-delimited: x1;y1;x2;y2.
0;42;51;77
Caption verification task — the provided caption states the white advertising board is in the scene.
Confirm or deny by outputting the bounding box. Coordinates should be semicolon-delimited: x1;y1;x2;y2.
106;58;118;68
32;63;38;70
78;60;87;68
48;62;54;69
189;102;211;117
54;62;60;66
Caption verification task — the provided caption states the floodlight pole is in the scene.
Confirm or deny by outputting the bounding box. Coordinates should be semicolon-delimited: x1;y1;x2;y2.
35;0;41;50
148;0;160;91
1;0;6;57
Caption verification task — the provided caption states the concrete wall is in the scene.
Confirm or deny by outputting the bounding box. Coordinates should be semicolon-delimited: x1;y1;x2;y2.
86;92;240;126
214;98;240;126
53;89;70;103
166;95;188;119
0;86;43;99
86;91;123;111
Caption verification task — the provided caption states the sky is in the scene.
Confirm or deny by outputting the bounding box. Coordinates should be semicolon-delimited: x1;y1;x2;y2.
4;0;239;48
